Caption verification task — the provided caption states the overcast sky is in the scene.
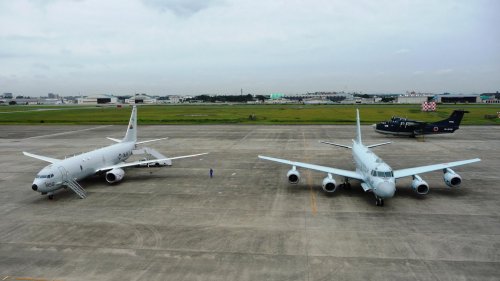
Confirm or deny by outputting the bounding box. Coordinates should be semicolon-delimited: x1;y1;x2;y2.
0;0;498;96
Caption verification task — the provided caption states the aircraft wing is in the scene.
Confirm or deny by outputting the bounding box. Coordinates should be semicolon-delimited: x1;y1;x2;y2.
23;152;60;164
258;155;364;181
95;152;209;173
393;158;481;179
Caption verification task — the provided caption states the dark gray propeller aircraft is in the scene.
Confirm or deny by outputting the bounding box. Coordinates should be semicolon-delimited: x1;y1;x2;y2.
374;110;468;137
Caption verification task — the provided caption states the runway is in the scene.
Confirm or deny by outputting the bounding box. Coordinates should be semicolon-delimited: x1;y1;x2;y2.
0;124;498;280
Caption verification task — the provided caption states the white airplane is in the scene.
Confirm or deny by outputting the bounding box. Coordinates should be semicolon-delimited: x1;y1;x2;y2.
258;109;480;206
23;105;208;199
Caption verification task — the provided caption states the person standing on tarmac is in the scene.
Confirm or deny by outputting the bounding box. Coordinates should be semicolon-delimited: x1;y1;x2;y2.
209;168;213;178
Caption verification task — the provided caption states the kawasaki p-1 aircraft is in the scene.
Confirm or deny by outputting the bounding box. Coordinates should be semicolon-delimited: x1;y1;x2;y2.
23;106;207;199
259;109;480;206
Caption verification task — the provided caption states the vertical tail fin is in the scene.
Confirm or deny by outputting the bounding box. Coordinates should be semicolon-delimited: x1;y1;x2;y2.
122;106;137;143
433;110;468;128
355;109;362;144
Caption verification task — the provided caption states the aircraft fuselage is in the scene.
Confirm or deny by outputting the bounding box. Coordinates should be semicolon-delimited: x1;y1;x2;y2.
352;141;395;199
31;142;135;194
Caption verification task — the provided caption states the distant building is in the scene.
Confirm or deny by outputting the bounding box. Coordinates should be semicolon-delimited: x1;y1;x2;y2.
165;95;183;103
47;93;59;99
434;94;480;103
3;93;13;99
396;95;429;104
125;94;156;104
78;94;118;104
269;93;285;100
481;92;500;103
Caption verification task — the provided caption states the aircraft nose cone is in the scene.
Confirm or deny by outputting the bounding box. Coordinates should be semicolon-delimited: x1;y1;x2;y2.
32;184;38;191
375;182;395;198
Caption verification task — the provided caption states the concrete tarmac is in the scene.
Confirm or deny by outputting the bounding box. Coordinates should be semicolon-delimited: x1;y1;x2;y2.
0;124;499;280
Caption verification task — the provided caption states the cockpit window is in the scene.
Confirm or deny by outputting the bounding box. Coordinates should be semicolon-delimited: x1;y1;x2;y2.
36;174;53;179
375;171;393;177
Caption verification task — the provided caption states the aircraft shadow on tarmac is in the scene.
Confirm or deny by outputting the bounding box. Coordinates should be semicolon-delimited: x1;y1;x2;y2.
285;180;471;206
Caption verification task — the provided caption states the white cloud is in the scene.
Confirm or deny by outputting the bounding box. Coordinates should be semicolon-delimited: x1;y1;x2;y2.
435;68;454;75
0;0;499;95
395;48;411;54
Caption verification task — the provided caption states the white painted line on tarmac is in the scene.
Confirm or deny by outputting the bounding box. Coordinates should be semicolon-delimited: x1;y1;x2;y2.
23;125;113;140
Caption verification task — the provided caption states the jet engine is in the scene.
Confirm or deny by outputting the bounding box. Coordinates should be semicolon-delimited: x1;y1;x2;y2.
443;168;461;187
287;166;300;184
322;174;337;193
106;168;125;183
411;175;429;195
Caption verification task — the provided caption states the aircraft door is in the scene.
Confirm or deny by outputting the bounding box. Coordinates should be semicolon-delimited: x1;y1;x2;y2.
57;166;69;183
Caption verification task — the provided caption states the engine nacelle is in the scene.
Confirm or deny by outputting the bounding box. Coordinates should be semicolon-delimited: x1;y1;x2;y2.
443;168;461;187
322;174;337;193
106;168;125;183
287;166;300;184
411;175;429;195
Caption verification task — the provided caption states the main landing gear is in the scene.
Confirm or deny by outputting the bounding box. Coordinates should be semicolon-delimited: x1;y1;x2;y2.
339;178;351;189
375;197;384;207
48;192;54;200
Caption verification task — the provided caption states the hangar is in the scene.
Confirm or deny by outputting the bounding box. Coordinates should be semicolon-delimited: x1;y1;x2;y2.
77;94;118;104
434;94;480;103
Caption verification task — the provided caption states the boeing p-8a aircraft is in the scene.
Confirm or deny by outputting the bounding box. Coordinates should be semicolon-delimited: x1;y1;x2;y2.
259;109;480;206
24;106;208;199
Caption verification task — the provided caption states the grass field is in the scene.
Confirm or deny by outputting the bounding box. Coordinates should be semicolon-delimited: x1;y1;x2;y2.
1;104;499;125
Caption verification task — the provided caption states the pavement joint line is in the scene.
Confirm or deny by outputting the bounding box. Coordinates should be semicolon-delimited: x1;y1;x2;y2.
22;125;112;140
302;132;317;216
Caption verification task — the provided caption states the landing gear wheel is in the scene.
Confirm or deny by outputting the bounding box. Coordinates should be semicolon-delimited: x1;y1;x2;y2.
375;197;384;207
343;178;351;189
48;194;54;200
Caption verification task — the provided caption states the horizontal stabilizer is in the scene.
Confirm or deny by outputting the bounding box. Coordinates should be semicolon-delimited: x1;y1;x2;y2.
136;137;169;145
366;142;392;148
106;137;121;143
22;152;60;164
319;141;352;149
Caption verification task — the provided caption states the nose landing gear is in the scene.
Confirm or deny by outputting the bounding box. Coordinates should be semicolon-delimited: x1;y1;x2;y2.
375;197;384;207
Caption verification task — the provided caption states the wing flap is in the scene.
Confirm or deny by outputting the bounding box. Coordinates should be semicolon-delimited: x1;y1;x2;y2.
393;158;481;179
258;155;364;181
96;152;209;173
